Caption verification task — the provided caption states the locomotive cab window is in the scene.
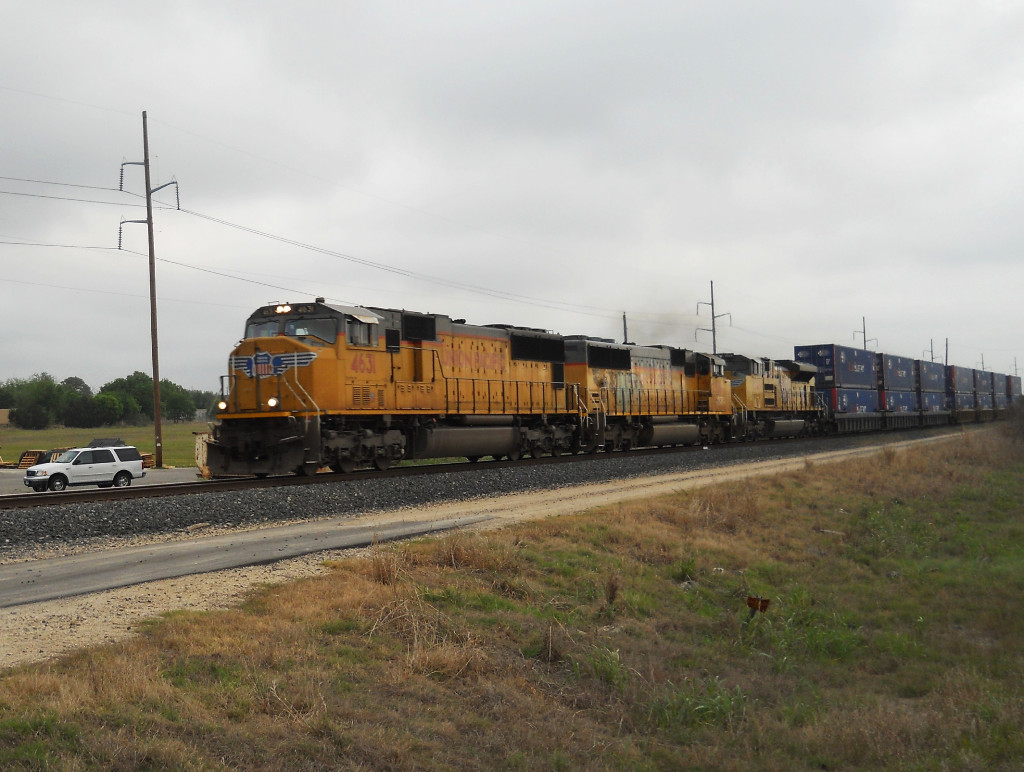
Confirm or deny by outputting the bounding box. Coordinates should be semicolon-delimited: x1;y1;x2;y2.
346;318;376;347
245;320;282;339
284;316;337;344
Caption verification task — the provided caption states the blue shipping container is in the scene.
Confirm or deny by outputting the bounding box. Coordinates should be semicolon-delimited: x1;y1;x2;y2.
993;373;1008;397
975;371;994;393
1010;376;1022;401
884;390;919;412
996;393;1008;409
948;366;974;393
977;392;994;410
915;360;945;394
954;392;976;410
822;387;879;414
920;392;946;412
794;344;876;389
878;354;915;391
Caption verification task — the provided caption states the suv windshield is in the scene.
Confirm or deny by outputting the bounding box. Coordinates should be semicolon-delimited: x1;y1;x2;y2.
56;450;80;463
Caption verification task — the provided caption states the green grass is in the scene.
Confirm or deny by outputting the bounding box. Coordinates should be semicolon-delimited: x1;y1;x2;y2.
0;427;1022;769
0;421;207;468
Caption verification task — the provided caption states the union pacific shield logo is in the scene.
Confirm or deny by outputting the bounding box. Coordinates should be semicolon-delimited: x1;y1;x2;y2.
231;351;317;378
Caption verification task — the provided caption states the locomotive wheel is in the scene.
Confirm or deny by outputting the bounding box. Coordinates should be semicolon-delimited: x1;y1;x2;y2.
466;455;481;463
373;457;391;471
530;445;544;459
331;460;356;474
506;449;521;462
550;446;562;457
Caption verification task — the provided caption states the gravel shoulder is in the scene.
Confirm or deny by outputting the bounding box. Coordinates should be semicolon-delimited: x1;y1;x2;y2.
0;435;953;669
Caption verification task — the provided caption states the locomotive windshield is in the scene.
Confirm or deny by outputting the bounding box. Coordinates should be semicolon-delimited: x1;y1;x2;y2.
245;316;339;344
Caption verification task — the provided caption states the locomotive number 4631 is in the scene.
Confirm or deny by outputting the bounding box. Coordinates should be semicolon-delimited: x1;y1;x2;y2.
350;352;377;374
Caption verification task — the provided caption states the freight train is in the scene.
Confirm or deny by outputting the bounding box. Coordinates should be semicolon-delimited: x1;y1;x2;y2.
205;299;1021;477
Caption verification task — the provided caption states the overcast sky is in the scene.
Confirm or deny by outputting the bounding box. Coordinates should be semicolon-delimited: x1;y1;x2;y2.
2;1;1022;392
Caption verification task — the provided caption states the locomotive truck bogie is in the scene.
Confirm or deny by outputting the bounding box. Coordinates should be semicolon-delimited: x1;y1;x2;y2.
207;416;320;477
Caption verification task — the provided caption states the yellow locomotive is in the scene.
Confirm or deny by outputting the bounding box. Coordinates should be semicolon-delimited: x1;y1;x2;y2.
207;299;737;476
720;354;818;439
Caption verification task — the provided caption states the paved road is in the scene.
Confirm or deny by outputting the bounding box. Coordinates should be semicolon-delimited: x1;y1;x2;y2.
0;513;493;608
0;467;203;496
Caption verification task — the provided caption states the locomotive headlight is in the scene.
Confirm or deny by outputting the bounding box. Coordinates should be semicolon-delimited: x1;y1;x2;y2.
217;400;228;411
275;304;292;314
267;397;280;408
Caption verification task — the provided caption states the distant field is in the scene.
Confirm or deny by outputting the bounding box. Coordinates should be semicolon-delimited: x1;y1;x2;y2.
0;422;209;468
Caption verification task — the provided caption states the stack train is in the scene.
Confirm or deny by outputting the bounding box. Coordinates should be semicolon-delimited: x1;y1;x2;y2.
206;299;1022;477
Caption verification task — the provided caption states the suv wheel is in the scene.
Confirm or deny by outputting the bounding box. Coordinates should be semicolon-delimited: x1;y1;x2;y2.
32;483;47;493
48;475;68;492
112;471;133;488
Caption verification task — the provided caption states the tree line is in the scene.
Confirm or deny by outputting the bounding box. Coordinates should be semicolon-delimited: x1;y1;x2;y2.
0;372;217;430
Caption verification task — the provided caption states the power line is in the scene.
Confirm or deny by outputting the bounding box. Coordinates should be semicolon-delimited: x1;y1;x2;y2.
0;85;137;117
0;171;619;318
0;175;122;191
178;207;617;318
0;189;148;207
0;276;250;309
2;239;339;299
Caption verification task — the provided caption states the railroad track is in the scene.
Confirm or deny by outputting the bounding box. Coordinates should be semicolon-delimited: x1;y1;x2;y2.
0;449;659;510
0;427;968;512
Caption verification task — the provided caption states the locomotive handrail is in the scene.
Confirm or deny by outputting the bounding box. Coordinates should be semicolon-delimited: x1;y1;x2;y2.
283;357;320;415
731;394;749;425
444;378;577;415
219;373;237;412
598;387;704;416
429;347;446;382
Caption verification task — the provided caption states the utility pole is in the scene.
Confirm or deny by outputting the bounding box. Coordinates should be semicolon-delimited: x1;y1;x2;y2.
622;312;629;345
945;338;949;367
118;111;179;468
853;317;877;350
696;280;731;354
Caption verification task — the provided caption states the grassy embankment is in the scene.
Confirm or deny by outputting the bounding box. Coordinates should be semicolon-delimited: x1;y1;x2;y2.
0;423;207;468
1;421;1023;769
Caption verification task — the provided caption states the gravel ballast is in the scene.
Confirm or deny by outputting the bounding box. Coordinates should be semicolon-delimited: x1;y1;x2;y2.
0;433;936;559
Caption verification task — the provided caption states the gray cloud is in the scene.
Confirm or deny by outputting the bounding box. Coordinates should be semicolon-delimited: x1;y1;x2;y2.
1;1;1022;392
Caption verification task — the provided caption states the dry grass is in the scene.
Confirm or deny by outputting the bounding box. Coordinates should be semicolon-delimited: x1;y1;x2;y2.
1;426;1023;769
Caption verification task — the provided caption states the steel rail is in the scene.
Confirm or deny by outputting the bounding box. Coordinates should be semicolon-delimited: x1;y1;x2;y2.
0;426;966;512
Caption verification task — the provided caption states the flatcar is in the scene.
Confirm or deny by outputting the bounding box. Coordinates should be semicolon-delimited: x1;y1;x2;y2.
206;299;1020;477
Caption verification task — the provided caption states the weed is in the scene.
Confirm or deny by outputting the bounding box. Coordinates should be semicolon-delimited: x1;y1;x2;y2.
603;573;620;607
647;677;749;736
368;542;406;585
670;555;698;583
576;646;630;691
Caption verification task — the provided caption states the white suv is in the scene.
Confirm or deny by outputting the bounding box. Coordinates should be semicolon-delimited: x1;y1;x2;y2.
24;445;147;492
